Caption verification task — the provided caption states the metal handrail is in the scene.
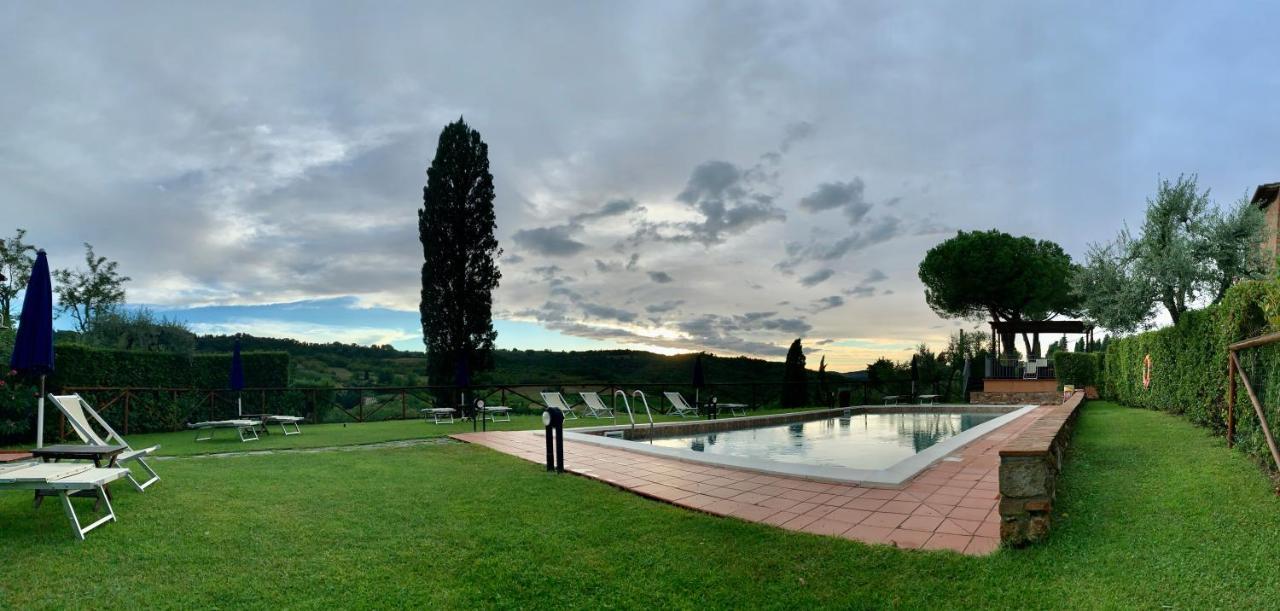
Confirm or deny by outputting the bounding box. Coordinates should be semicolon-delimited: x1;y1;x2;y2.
631;389;655;434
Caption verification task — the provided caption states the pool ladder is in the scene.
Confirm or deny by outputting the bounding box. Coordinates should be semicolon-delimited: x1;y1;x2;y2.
615;389;655;438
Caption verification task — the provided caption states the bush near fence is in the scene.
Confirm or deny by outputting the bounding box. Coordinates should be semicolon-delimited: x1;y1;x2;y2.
1104;279;1280;468
1052;351;1104;391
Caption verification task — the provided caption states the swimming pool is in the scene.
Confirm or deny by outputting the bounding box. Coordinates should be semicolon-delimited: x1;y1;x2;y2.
648;412;1002;471
563;404;1037;486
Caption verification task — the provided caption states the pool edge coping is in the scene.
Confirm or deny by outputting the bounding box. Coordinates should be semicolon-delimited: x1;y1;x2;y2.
560;404;1039;488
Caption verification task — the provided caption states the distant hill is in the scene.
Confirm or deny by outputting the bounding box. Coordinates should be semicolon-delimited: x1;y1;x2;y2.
193;334;835;388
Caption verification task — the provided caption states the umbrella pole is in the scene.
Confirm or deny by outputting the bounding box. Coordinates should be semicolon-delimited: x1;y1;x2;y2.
238;393;243;417
37;375;45;448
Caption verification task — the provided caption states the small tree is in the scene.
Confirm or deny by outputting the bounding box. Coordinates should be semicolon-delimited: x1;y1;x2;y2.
419;118;502;385
53;243;130;333
781;338;807;408
1078;174;1268;331
82;307;195;353
0;229;37;329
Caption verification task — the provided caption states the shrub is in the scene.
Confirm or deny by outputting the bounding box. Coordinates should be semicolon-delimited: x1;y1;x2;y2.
1104;279;1280;467
1052;351;1104;390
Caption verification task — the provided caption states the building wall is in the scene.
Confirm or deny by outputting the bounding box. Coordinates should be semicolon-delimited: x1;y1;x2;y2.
1264;199;1280;267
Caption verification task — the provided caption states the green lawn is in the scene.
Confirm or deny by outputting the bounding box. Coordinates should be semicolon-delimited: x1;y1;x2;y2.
20;406;832;458
3;401;1280;608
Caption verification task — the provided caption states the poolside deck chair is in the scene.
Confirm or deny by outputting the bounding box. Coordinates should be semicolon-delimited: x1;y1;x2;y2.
662;392;700;418
187;419;263;442
539;392;579;420
579;391;616;419
47;394;161;492
252;414;304;435
0;462;130;540
1022;360;1041;380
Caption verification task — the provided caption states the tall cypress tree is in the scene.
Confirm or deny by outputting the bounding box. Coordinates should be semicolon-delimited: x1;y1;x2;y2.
781;338;807;408
419;118;501;385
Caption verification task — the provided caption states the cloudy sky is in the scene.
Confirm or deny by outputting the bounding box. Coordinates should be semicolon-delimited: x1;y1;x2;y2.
3;1;1277;370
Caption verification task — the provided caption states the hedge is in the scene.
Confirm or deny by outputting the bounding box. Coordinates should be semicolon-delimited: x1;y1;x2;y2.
1104;279;1280;468
0;340;291;440
49;344;289;389
1052;351;1104;390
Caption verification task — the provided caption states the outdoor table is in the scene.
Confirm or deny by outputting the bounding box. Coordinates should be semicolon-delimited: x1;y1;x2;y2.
918;394;941;405
30;444;126;506
422;407;457;424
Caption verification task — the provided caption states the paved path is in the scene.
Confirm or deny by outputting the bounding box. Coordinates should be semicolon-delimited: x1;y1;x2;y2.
454;405;1052;554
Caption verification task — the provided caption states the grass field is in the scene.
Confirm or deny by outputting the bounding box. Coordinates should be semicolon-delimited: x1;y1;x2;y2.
3;401;1280;608
103;406;828;457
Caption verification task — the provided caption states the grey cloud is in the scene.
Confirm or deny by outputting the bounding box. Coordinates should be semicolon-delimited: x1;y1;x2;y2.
594;259;620;273
811;295;845;312
580;302;638;323
570;198;641;224
502;253;525;264
863;269;888;284
780;121;815;152
843;286;876;298
799;268;835;287
648;271;673;283
777;216;904;272
799;180;865;212
645;300;684;314
512;224;587;256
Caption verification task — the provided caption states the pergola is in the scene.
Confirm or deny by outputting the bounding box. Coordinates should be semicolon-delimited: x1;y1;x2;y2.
989;319;1094;357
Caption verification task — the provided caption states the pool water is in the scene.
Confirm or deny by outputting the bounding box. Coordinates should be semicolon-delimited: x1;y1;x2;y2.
647;412;1002;471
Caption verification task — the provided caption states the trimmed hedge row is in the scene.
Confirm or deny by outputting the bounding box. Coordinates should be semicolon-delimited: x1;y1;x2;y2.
1104;279;1280;467
0;340;290;440
1052;351;1104;390
49;344;289;389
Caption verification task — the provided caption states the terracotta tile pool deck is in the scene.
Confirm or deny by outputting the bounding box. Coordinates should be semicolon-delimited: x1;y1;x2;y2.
453;405;1052;555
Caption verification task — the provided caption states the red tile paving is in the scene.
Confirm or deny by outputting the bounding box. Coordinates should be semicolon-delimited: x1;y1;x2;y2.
453;404;1053;555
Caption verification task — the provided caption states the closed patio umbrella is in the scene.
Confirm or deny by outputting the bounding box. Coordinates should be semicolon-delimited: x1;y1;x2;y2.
229;338;245;416
692;353;706;408
910;355;919;399
9;250;55;448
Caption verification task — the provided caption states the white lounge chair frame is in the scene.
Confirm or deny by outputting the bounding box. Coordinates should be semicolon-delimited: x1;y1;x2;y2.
539;392;579;420
663;392;700;418
421;407;456;424
480;405;512;422
263;415;304;435
188;419;262;442
579;392;616;419
0;462;130;540
47;394;161;492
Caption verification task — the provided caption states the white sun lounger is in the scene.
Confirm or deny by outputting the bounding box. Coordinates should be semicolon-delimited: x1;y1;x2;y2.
579;392;616;419
663;392;700;418
421;407;456;424
539;392;579;420
0;462;130;540
48;394;162;492
247;414;304;435
188;419;262;442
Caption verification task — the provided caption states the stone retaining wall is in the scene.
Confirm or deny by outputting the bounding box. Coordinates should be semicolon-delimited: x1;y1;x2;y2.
997;391;1085;545
970;391;1062;405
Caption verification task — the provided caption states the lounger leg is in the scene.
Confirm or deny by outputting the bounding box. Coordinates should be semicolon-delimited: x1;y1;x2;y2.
238;426;259;442
281;421;301;435
126;457;161;492
195;428;214;442
58;487;116;541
